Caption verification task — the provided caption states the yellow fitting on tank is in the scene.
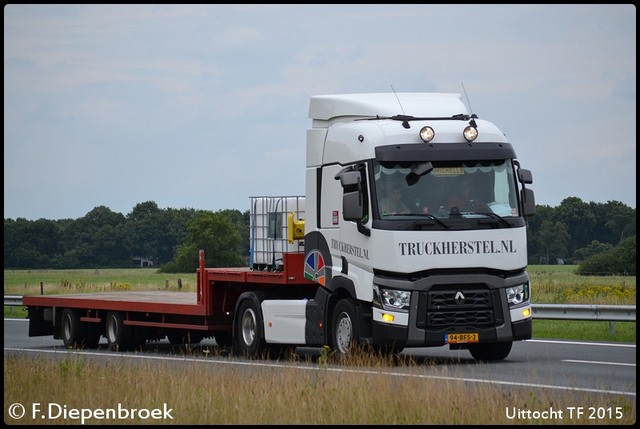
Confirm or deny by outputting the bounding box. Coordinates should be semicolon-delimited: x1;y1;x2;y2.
287;211;305;243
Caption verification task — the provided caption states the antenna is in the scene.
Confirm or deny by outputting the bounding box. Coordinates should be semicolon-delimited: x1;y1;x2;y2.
390;85;405;114
460;82;474;115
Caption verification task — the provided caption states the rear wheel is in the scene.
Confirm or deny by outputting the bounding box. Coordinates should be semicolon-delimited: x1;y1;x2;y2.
61;308;86;348
331;298;360;356
468;341;513;361
105;311;133;351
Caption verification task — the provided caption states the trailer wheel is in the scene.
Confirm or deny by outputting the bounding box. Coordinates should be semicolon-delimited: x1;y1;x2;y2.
331;298;360;356
61;308;86;348
105;311;133;351
233;298;266;358
468;341;513;361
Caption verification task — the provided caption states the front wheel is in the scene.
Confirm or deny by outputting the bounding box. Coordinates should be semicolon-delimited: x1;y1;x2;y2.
468;341;513;361
331;298;360;356
233;298;266;358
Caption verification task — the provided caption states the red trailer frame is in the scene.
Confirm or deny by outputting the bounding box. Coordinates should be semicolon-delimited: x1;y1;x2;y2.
23;250;315;349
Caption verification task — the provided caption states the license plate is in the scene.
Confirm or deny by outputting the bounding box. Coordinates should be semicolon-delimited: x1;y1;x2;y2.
445;332;479;344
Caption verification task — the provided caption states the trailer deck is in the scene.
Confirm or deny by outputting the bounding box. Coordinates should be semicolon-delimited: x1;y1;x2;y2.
22;291;203;315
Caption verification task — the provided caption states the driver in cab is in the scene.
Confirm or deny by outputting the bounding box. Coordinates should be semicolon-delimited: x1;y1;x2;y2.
379;183;411;216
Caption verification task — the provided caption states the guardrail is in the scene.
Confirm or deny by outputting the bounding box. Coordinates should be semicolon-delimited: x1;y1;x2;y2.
5;295;23;308
531;303;636;321
531;303;635;336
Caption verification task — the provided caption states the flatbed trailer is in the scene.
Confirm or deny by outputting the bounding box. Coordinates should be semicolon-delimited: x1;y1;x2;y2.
24;251;316;351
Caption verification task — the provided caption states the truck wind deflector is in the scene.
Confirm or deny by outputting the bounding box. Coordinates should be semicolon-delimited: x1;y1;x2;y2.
375;143;517;162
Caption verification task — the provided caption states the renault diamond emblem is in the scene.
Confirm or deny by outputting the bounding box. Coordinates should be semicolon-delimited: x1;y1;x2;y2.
454;291;465;305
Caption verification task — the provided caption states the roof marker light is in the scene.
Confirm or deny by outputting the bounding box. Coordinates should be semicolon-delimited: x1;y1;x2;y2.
463;126;478;142
419;126;435;143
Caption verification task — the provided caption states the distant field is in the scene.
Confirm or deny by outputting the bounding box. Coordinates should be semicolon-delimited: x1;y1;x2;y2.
4;268;197;295
527;264;635;305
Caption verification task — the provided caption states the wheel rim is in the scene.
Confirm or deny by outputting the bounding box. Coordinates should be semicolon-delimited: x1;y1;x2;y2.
63;314;72;341
107;316;118;343
335;311;352;354
241;308;257;347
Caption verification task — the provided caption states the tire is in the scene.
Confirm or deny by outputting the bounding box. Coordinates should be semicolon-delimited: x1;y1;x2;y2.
61;308;86;348
105;311;133;351
233;298;266;358
331;298;360;356
468;341;513;361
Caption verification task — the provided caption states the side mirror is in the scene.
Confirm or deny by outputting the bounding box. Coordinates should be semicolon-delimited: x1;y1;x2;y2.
518;169;533;184
335;167;370;235
335;170;364;222
521;188;536;216
338;170;361;188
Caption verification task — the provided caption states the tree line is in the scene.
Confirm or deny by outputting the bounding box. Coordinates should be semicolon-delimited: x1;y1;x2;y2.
4;197;636;275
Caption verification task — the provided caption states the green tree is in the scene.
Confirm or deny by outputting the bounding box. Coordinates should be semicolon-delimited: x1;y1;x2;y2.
4;218;64;268
554;197;596;255
535;220;570;264
589;200;636;245
574;240;614;261
162;211;245;273
67;206;127;267
122;201;164;265
577;236;636;276
525;204;554;262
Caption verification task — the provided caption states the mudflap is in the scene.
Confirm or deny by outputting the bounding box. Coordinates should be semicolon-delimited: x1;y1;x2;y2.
27;306;54;337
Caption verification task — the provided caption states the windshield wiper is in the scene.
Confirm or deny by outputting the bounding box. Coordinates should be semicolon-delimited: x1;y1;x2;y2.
472;212;512;227
409;213;450;229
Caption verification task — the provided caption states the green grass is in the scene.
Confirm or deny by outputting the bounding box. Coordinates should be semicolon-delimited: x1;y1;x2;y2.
3;267;196;295
533;320;635;342
528;265;636;305
3;352;636;425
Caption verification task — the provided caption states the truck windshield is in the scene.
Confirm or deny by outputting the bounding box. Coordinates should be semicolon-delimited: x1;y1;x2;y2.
373;160;519;220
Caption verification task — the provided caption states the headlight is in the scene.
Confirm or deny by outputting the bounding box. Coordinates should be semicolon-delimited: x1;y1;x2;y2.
373;285;410;311
506;283;530;306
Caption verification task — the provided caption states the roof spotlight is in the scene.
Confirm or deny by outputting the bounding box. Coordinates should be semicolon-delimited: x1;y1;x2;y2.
419;126;435;143
463;126;478;142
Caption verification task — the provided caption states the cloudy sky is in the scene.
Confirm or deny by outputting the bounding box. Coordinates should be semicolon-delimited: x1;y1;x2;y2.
4;4;636;220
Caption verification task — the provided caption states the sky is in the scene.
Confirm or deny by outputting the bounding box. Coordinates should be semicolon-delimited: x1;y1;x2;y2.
4;4;636;221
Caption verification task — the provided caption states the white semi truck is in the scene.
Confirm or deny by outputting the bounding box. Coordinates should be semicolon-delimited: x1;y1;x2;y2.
25;92;535;361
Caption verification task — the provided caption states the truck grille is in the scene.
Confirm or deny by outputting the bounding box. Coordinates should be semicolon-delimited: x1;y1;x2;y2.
417;287;503;330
